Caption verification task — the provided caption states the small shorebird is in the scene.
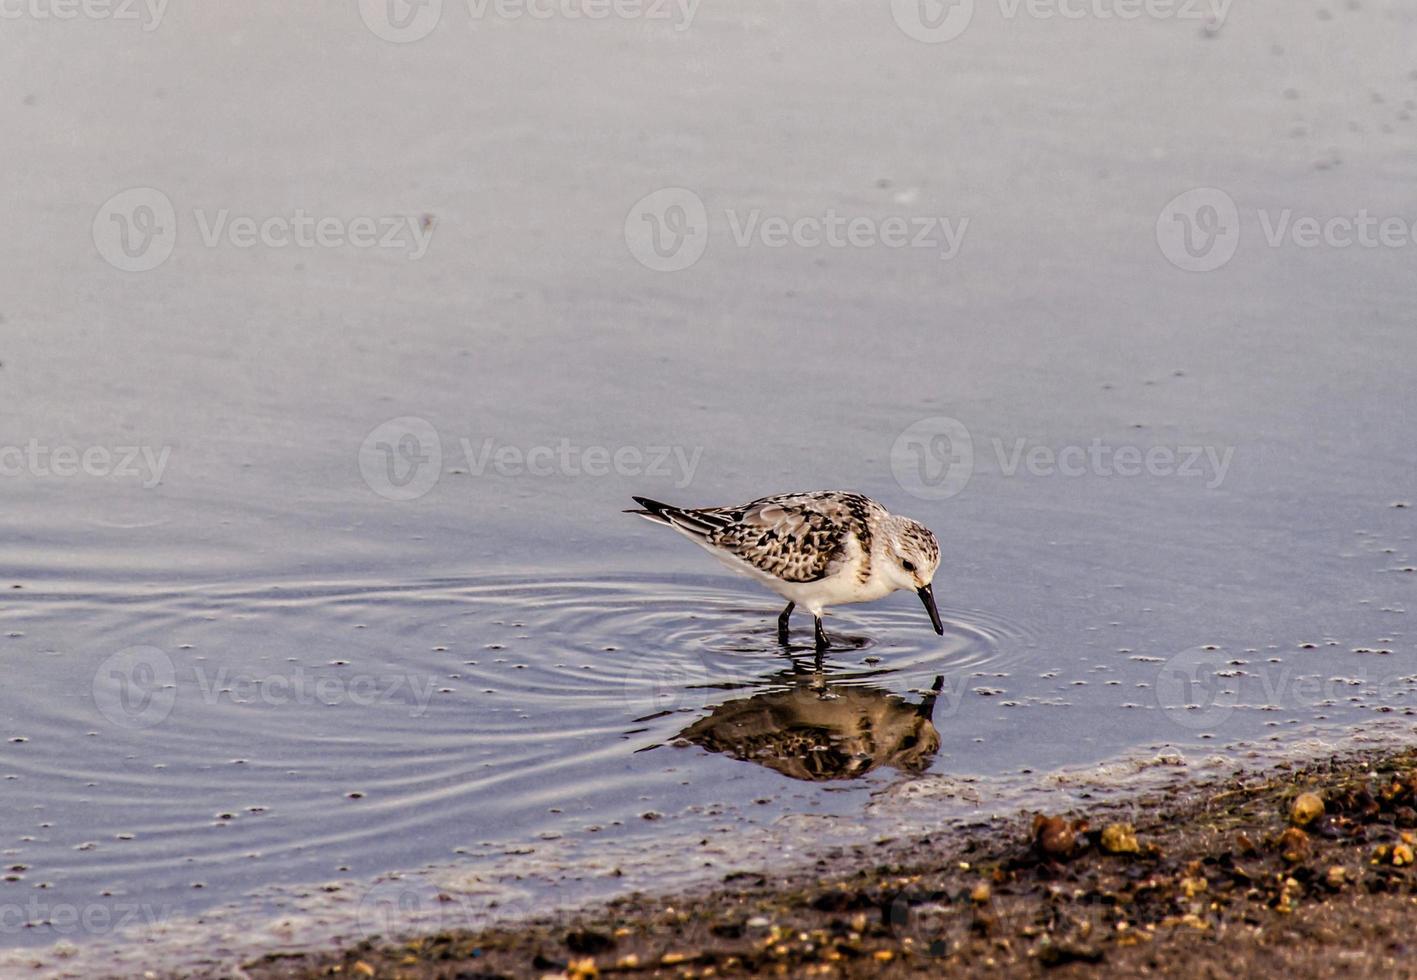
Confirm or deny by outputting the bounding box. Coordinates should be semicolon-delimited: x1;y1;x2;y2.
625;491;944;650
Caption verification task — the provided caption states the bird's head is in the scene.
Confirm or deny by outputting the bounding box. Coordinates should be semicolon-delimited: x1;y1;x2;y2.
885;516;943;635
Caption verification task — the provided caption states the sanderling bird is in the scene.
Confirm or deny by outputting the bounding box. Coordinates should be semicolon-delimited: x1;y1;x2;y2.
625;491;944;651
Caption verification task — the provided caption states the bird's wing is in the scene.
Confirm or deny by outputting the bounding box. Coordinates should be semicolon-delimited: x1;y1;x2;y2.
697;492;877;583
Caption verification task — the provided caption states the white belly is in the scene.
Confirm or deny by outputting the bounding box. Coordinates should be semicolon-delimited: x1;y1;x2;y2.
702;545;895;616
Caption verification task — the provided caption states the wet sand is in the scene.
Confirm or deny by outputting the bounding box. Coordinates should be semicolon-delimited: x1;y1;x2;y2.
241;744;1417;978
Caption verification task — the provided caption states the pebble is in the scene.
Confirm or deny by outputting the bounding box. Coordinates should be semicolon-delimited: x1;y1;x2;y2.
1100;822;1140;855
1277;827;1311;864
1291;792;1325;827
1033;814;1079;859
565;957;598;979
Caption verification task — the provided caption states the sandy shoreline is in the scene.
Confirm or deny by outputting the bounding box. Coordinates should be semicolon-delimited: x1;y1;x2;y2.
236;743;1417;979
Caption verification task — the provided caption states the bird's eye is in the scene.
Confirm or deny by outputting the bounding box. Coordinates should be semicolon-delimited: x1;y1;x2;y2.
902;560;916;573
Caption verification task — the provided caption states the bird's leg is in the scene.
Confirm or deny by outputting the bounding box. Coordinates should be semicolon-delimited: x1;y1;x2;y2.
777;601;795;645
813;615;830;652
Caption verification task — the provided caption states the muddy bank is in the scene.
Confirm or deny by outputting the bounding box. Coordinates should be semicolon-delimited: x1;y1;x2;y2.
243;745;1417;978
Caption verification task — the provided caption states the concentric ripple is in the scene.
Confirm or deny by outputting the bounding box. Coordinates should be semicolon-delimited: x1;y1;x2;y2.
0;572;1030;947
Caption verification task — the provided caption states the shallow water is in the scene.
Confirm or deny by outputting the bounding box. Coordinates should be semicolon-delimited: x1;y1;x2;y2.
0;571;1030;942
2;0;1417;969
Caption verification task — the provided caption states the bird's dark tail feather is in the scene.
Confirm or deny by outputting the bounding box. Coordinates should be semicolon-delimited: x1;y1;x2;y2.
624;496;724;536
624;495;674;525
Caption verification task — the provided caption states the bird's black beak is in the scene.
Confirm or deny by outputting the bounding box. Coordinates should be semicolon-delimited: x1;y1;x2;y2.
916;675;945;719
917;584;944;635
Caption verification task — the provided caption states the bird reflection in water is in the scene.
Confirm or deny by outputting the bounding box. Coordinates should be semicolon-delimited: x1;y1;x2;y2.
673;675;944;781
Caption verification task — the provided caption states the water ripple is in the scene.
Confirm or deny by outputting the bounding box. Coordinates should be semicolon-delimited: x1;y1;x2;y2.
0;572;1026;946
